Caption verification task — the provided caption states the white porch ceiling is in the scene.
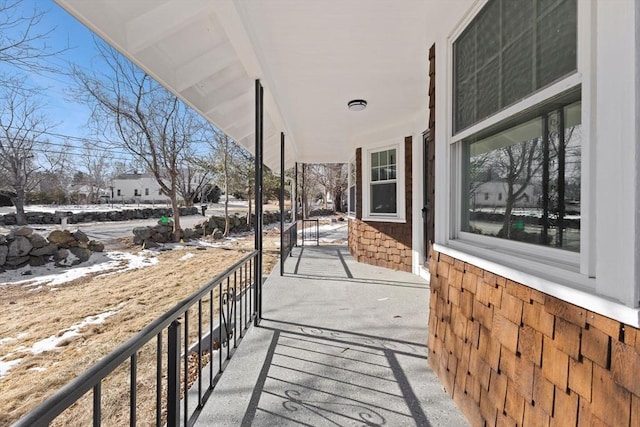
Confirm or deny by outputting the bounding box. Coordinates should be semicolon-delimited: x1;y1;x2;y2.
55;0;471;170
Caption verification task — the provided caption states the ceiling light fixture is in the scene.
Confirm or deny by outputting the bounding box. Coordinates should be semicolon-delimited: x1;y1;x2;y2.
347;99;367;111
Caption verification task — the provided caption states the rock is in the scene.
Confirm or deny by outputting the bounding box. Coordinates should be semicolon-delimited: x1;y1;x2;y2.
70;247;92;263
29;256;46;267
12;227;34;238
72;229;89;243
29;233;48;249
0;235;6;245
55;248;69;261
142;240;160;249
88;240;105;252
5;255;30;268
8;236;33;257
21;269;33;275
212;228;224;240
132;227;152;241
46;229;79;248
31;243;58;257
183;228;195;240
152;232;167;243
0;245;7;265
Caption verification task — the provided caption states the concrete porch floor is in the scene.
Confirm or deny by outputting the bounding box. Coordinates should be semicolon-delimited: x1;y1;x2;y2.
194;245;468;426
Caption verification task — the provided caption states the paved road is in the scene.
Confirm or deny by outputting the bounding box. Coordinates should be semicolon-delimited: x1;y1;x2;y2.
24;214;207;244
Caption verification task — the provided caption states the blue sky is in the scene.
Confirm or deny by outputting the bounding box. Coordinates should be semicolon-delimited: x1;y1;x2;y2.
2;1;213;167
29;1;100;142
0;0;138;164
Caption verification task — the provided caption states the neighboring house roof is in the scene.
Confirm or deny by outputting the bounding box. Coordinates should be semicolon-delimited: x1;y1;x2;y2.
113;173;156;180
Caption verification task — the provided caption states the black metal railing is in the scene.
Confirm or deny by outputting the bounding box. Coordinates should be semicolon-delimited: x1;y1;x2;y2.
280;221;298;275
14;251;259;427
301;219;319;246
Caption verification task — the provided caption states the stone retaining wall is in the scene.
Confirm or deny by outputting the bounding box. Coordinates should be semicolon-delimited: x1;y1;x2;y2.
0;227;104;271
0;207;199;226
133;211;290;247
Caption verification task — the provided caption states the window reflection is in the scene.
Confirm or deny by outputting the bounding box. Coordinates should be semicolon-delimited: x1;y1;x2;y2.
463;101;581;252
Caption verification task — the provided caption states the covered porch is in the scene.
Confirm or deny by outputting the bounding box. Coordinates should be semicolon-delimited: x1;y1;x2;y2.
193;244;466;426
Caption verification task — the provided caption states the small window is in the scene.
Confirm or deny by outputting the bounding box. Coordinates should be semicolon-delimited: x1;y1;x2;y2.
348;159;356;216
145;188;149;196
498;193;502;201
484;192;489;200
117;189;121;197
159;189;163;196
370;148;397;215
134;189;140;196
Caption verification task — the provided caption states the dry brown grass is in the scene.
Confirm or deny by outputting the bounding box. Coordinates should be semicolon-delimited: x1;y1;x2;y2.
0;232;280;426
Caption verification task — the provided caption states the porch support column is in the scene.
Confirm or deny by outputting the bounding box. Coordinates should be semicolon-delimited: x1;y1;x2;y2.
294;162;298;223
301;163;306;219
279;132;285;276
254;79;263;324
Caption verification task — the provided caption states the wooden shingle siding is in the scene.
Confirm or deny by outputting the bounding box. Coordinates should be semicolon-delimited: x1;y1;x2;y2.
347;137;412;272
428;248;640;426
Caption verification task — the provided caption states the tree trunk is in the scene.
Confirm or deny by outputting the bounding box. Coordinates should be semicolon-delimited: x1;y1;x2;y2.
247;195;252;226
13;187;27;225
170;187;182;242
501;182;515;239
223;141;230;236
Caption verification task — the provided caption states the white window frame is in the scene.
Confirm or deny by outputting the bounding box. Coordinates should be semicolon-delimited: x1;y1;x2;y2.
362;142;406;223
347;157;356;218
444;0;594;289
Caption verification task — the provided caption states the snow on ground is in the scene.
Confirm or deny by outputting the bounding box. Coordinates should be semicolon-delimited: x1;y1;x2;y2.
0;251;158;288
0;308;122;378
30;309;119;355
0;358;22;379
180;252;195;261
0;199;249;215
298;222;348;244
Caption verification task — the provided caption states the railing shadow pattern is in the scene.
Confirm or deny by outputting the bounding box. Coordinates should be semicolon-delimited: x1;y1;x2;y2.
240;319;432;427
14;251;259;427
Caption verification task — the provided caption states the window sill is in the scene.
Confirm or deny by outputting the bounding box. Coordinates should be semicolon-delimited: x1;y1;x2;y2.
433;242;640;328
362;215;406;224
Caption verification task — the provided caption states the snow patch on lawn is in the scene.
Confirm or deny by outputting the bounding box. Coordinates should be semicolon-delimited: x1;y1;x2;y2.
180;252;195;261
0;251;158;288
0;357;22;379
31;310;118;355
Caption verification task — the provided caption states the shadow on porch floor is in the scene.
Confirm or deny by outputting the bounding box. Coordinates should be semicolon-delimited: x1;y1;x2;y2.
194;245;468;426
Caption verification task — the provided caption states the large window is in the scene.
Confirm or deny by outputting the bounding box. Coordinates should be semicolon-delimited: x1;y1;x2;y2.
453;0;577;133
462;98;581;252
370;148;397;215
348;159;356;216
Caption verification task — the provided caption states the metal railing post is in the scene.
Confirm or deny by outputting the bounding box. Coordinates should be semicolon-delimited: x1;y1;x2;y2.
167;321;181;427
280;132;285;276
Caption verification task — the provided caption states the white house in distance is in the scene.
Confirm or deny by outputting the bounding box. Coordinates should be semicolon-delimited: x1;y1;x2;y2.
112;172;170;204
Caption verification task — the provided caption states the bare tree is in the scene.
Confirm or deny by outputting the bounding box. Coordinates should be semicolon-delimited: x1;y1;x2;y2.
72;42;201;241
198;129;250;235
310;164;347;212
0;0;68;75
494;139;542;238
176;145;211;208
76;139;112;203
0;77;56;224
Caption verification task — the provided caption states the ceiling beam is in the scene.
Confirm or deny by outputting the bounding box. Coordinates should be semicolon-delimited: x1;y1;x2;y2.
175;42;239;93
126;0;214;54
